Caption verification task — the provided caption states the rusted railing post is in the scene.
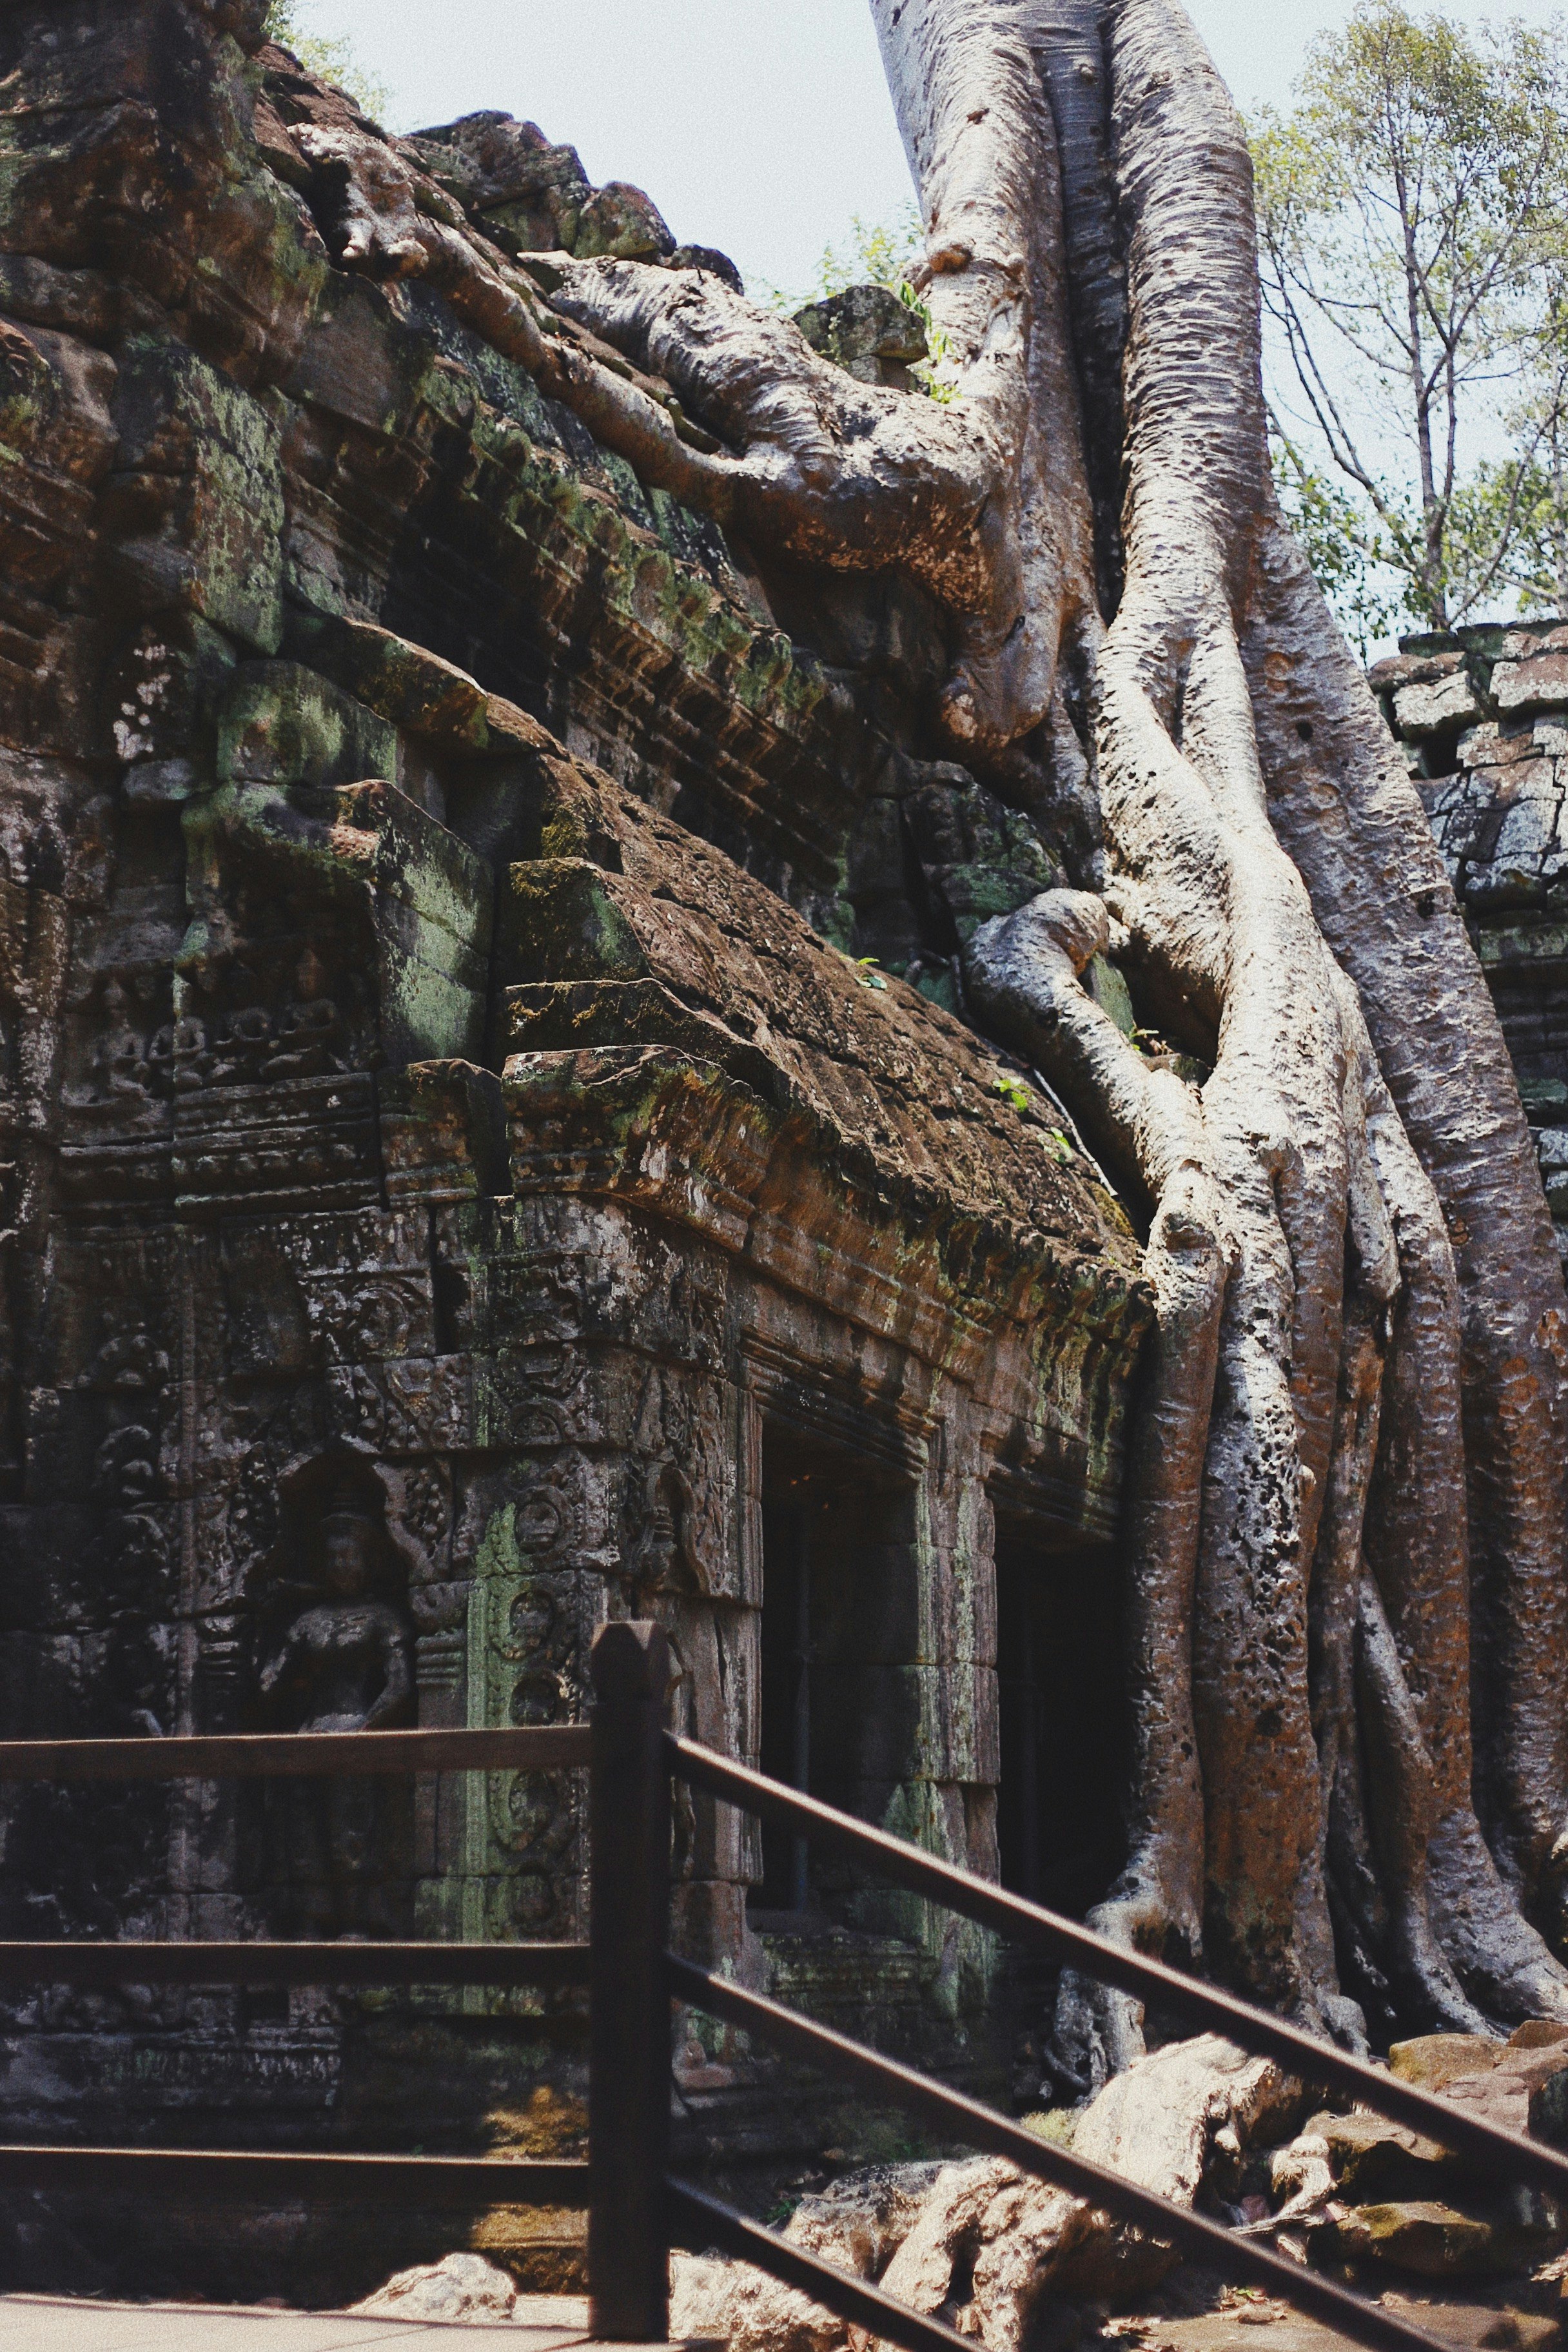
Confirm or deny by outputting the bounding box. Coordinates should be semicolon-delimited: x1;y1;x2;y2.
589;1619;672;2344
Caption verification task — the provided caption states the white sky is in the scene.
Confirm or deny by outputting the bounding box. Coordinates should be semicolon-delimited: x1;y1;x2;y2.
296;0;1568;297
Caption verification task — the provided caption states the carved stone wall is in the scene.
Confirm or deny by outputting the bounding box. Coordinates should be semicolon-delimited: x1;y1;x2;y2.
0;0;1152;2299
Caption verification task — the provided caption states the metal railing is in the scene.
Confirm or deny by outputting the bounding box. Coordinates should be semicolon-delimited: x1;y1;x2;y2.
3;1619;1565;2352
0;1725;599;2211
659;1694;1568;2352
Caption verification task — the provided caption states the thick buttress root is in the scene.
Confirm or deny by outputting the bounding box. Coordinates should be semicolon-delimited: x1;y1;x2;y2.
297;0;1568;2050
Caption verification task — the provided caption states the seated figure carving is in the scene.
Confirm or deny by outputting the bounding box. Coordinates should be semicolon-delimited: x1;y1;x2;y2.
269;979;343;1082
147;1010;211;1097
93;979;150;1101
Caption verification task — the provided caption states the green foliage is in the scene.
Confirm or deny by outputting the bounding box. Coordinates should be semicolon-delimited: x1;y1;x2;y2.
1270;429;1406;657
808;207;926;307
1449;437;1568;618
764;206;960;405
1251;1;1568;633
262;0;391;122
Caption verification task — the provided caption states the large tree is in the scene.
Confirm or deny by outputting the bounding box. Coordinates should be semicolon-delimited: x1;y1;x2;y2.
1252;1;1568;634
307;0;1568;2070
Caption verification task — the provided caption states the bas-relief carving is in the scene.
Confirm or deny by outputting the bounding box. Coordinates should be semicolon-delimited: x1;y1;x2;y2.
32;1068;1008;1988
259;1467;414;1736
458;1464;596;1946
252;1453;415;1940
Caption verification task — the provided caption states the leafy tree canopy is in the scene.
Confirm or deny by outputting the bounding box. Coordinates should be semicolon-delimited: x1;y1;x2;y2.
1251;1;1568;638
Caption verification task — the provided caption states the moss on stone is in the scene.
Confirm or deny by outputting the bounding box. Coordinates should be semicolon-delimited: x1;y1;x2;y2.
216;662;397;789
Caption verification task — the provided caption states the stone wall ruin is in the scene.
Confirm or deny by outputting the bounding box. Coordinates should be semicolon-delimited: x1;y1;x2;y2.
3;0;1567;2306
1377;622;1568;1267
0;0;1152;2298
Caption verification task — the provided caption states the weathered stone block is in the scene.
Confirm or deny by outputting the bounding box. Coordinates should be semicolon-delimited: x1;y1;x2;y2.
180;770;491;1083
1311;2107;1458;2199
215;662;397;788
1456;721;1537;769
328;781;493;1064
793;284;928;387
380;1060;507;1202
106;614;237;770
285;610;492;750
1335;2200;1497;2276
1369;646;1465;693
172;1069;380;1219
502;858;654;985
1086;953;1137;1034
106;344;285;652
1395;669;1484;735
1493;651;1568;717
1494;795;1561;870
572;182;675;262
404;112;591;230
903;763;1060;944
1500;625;1568;660
504;978;764;1086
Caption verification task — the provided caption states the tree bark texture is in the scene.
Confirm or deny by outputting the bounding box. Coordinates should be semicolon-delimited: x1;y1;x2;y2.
311;0;1568;2055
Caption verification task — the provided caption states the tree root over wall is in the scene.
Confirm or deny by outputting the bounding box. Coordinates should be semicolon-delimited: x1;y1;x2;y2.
304;0;1568;2065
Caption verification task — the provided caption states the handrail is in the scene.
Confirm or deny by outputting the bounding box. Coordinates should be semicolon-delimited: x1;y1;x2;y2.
666;1958;1456;2352
670;1734;1568;2202
0;1941;589;1988
0;1720;597;2242
0;2148;589;2203
0;1725;591;1781
11;1630;1561;2351
666;2179;972;2352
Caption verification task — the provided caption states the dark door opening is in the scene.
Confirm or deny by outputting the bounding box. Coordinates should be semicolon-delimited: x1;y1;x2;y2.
995;1520;1126;1917
751;1421;919;1918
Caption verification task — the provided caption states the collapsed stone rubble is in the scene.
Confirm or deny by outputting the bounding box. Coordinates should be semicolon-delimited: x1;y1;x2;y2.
366;2028;1568;2347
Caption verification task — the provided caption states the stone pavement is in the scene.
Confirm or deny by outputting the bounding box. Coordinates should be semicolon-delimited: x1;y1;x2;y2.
0;2292;640;2347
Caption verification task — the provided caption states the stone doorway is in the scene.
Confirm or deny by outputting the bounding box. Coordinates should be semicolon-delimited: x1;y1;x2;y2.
994;1518;1126;1918
749;1421;922;1919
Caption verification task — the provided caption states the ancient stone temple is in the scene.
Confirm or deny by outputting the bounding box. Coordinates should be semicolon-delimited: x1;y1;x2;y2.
0;0;1160;2290
9;0;1568;2312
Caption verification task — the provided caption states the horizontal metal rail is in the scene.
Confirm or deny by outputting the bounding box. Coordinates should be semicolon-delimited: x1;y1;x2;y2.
671;1736;1568;2202
667;2177;971;2352
0;2147;588;2204
669;1958;1455;2352
0;1726;591;1782
0;1729;595;2230
0;1941;588;1989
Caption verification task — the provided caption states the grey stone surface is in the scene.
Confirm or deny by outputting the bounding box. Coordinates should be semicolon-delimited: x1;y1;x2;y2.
1395;670;1484;734
1383;629;1568;1262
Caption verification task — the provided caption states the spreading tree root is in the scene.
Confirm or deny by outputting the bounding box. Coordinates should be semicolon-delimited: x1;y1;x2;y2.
971;0;1568;2061
299;0;1568;2059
